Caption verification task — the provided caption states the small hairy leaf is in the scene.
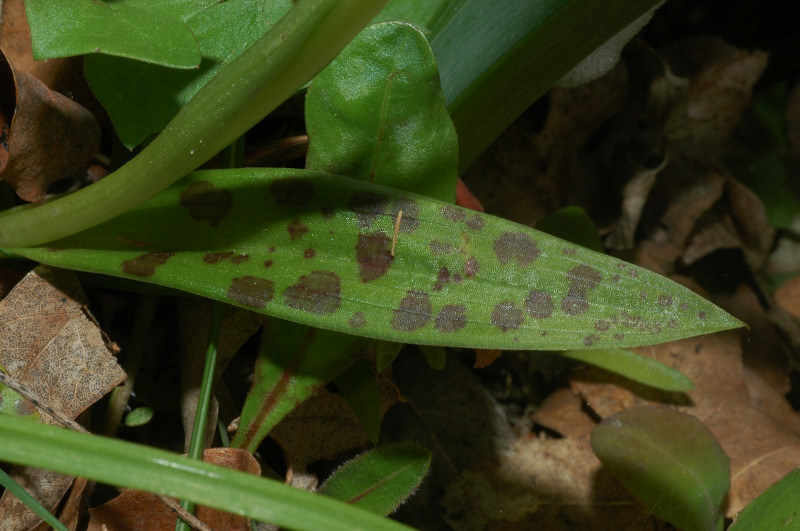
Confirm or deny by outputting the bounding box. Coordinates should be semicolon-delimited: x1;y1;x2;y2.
592;406;729;531
25;0;206;67
561;349;694;391
319;442;431;515
11;169;743;351
729;468;800;531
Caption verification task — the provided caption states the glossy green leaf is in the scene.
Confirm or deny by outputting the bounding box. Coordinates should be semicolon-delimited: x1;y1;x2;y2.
10;169;742;352
336;357;382;444
306;22;458;202
232;319;364;452
25;0;206;67
429;0;662;170
561;349;694;392
592;406;730;531
0;414;415;531
85;0;293;148
729;468;800;531
319;442;431;515
372;0;446;34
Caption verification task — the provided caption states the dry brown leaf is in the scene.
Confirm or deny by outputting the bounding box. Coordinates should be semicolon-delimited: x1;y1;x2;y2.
88;448;259;531
0;266;125;529
775;276;800;318
0;47;100;201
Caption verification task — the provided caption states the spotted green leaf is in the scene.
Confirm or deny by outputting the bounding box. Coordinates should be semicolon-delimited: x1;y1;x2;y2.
319;442;431;515
10;169;742;351
306;21;458;201
592;406;730;531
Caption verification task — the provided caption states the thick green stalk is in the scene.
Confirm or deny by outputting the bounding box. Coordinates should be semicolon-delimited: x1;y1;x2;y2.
0;0;386;249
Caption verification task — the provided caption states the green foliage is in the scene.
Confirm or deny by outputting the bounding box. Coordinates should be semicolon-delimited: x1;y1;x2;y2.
336;358;383;444
85;0;293;148
306;21;458;202
0;414;415;531
591;406;730;531
124;406;154;427
561;349;694;392
319;443;431;515
729;468;800;531
25;0;204;67
9;168;741;351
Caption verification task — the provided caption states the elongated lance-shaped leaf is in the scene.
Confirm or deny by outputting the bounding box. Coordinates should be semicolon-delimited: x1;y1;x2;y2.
10;169;743;350
319;442;431;515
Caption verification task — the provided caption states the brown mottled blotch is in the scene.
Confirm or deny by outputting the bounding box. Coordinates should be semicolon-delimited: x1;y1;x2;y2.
435;305;467;332
433;267;450;291
355;232;393;282
465;214;485;231
227;276;274;309
429;240;454;255
525;290;553;319
180;180;233;227
270;178;314;206
349;312;367;328
561;263;602;316
122;252;174;277
304;248;316;259
390;197;420;233
287;218;309;242
284;271;341;314
440;205;465;222
493;232;540;266
583;334;600;346
491;301;523;331
464;256;479;278
348;191;388;229
391;290;432;331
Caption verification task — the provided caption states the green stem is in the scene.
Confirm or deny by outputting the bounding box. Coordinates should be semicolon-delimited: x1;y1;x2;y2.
0;0;386;249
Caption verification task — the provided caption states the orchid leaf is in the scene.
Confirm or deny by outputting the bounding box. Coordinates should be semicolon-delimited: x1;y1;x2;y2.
592;406;729;531
232;318;363;452
306;21;458;202
85;0;293;148
729;468;800;531
10;169;742;352
25;0;206;67
561;349;693;392
335;357;382;444
319;442;431;515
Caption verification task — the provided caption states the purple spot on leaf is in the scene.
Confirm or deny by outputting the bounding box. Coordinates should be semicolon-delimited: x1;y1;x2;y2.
348;191;387;229
494;232;540;266
304;248;316;259
227;276;274;309
391;290;432;331
435;305;467;332
284;271;342;314
491;301;523;331
356;232;393;283
440;205;465;222
349;312;367;328
465;215;485;231
180;180;232;227
122;252;174;277
270;178;314;206
561;264;602;316
465;256;479;278
287;218;308;242
433;267;450;291
429;240;454;254
525;291;553;319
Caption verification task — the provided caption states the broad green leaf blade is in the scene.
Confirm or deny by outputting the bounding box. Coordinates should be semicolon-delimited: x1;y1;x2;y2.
592;406;729;531
729;468;800;531
430;0;662;170
25;0;205;67
0;414;415;531
85;0;293;148
232;319;364;452
11;169;743;351
320;442;431;515
336;357;382;444
306;22;458;202
561;349;694;392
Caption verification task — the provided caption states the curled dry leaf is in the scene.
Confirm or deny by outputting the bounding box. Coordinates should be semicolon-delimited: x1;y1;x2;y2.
88;448;260;531
0;266;125;529
0;47;100;201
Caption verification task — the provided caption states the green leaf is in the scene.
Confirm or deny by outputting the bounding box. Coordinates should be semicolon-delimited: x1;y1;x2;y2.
25;0;207;67
336;357;382;444
729;468;800;531
561;349;693;392
429;0;663;170
85;0;293;149
0;364;39;421
306;22;458;202
372;0;447;34
0;414;415;531
591;406;729;531
11;169;743;351
124;406;154;427
232;319;364;452
535;206;605;253
319;442;431;515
